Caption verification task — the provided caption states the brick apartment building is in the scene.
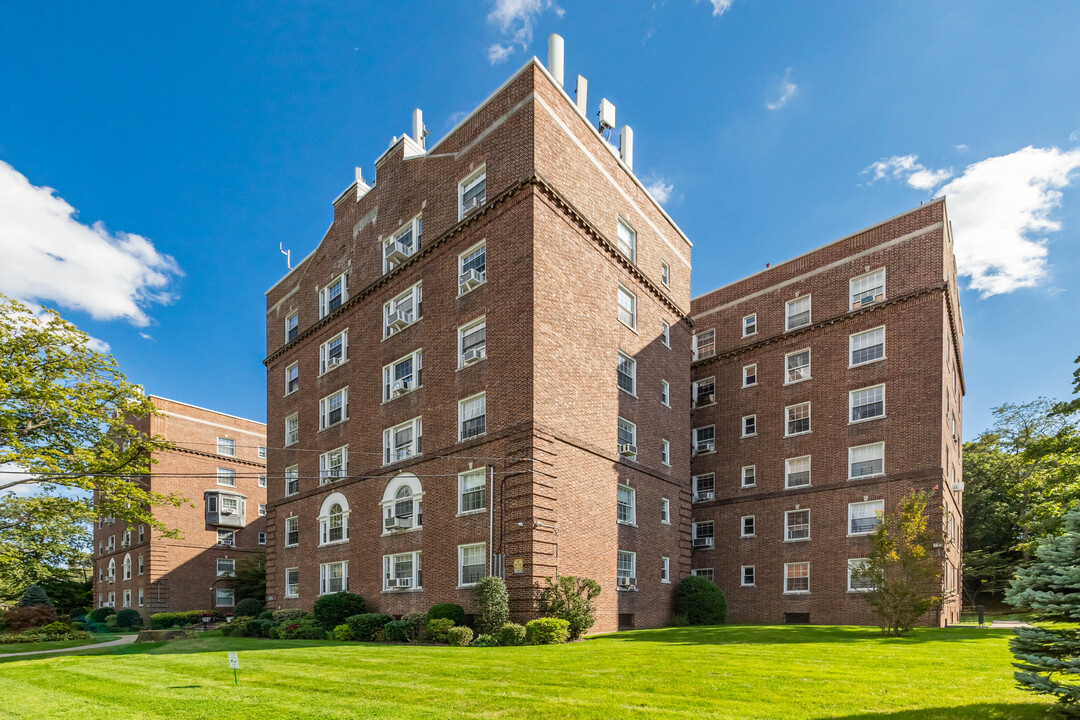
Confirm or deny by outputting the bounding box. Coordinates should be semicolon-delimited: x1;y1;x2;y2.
688;199;965;625
93;396;267;615
262;37;963;631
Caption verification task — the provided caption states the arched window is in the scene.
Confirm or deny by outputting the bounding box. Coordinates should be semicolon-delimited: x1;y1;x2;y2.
381;474;423;532
122;554;132;580
107;558;116;581
318;492;350;546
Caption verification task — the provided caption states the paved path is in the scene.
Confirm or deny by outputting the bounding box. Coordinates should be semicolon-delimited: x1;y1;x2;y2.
0;633;137;659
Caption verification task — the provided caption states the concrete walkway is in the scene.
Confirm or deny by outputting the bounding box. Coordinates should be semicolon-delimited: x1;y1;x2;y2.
0;633;137;659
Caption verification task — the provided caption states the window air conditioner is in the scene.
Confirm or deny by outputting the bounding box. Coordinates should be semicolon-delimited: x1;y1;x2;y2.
617;576;637;588
951;481;965;492
695;491;715;502
384;240;412;265
692;537;714;548
384;516;412;531
387;309;412;331
700;441;715;454
461;347;486;366
618;444;637;457
458;268;485;292
326;355;341;368
392;379;411;396
461;196;481;214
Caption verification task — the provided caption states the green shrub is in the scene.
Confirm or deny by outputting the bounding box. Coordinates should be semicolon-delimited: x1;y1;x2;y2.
401;612;427;643
221;617;254;637
72;621;87;631
427;603;466;627
149;610;208;629
470;633;498;647
18;584;54;607
22;621;77;637
246;618;273;637
331;624;355;641
258;610;275;621
668;612;690;627
234;598;264;617
271;609;308;624
313;592;366;629
346;613;392;641
427;618;455;643
383;620;411;642
446;626;474;647
0;628;93;644
473;576;509;635
88;607;116;624
672;576;727;625
4;605;56;632
115;609;142;629
538;575;601;640
278;617;326;640
497;622;527;646
525;618;570;645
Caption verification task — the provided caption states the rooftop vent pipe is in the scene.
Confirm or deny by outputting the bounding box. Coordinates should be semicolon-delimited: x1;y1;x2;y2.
548;34;564;87
620;125;634;170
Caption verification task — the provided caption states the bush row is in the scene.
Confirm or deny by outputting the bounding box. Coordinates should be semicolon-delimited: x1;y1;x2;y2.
0;620;93;645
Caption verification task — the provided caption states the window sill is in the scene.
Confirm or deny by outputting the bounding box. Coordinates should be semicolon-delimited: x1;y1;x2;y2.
849;416;886;425
661;520;671;525
615;587;638;592
785;485;812;491
742;332;758;339
849;357;886;369
382;386;421;403
784;538;811;543
784;377;812;386
617;521;637;527
693;450;716;457
381;587;423;594
318;420;349;433
741;433;757;439
457;282;486;299
318;360;349;378
618;320;639;334
381;320;420;342
456;359;487;372
847;589;872;594
618;388;638;399
318;539;350;548
381;526;422;537
847;532;874;538
740;584;756;588
741;534;756;539
785;323;811;333
848;473;885;481
661;579;671;584
460;431;488;443
741;484;757;490
284;544;299;549
457;509;486;517
456;584;479;590
783;591;811;596
742;382;758;389
784;431;812;438
694;401;717;409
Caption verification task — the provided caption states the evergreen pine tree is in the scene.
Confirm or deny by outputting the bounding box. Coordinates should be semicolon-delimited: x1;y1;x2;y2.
17;584;54;607
1005;507;1080;715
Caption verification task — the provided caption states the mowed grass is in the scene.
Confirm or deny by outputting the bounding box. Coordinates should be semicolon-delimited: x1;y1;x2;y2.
0;634;120;655
0;625;1048;720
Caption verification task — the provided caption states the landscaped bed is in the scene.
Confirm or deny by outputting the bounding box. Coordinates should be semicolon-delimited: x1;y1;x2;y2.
0;633;119;655
0;625;1049;719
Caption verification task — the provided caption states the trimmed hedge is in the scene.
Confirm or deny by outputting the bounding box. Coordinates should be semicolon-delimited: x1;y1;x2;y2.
115;609;142;629
313;592;366;629
473;577;509;635
87;607;116;624
525;618;570;645
271;609;308;624
345;613;392;642
427;618;455;643
331;624;355;641
234;598;264;617
150;610;213;629
401;612;426;643
497;622;527;646
446;626;474;647
427;603;466;627
672;576;727;625
470;633;498;647
383;620;411;643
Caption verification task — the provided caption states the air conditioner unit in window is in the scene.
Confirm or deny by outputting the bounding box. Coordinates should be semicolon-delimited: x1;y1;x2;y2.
326;355;341;369
461;196;482;215
102;601;115;608
617;576;637;589
384;516;413;531
461;347;486;366
695;490;715;502
458;268;485;292
698;441;715;454
951;481;965;492
618;444;637;457
384;240;412;265
392;379;411;396
387;309;412;331
692;537;714;549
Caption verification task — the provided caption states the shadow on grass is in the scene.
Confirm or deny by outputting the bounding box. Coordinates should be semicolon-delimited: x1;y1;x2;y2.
587;624;1019;647
826;703;1049;720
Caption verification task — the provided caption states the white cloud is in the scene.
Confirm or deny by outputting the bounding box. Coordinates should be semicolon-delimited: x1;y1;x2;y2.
486;0;562;65
863;154;954;191
487;43;514;64
702;0;734;16
0;160;181;327
953;144;969;153
1070;129;1080;142
643;174;675;204
766;68;798;111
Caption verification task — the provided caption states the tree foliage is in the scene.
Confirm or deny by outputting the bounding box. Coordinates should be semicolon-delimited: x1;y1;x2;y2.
854;490;947;636
0;493;93;602
672;576;727;625
231;551;266;604
1004;507;1080;714
538;575;601;640
472;576;509;636
17;584;52;607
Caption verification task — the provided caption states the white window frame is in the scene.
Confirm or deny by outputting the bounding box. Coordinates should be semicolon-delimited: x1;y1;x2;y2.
692;568;714;582
785;508;811;542
383;282;422;338
459;393;488;442
258;474;267;488
216;558;236;578
319;561;349;595
458;469;486;515
661;556;671;583
216;467;236;487
617;216;638;263
785;455;812;489
217;437;236;456
458;542;487;588
258;503;267;517
850;384;886;423
848;558;874;592
458;241;487;296
258;445;267;459
693;520;715;547
216;529;235;547
319;496;350;546
692;425;716;456
457;316;487;368
617;417;637;460
743;363;758;388
660;320;671;348
742;415;757;437
319;445;348;484
383;349;423;401
661;379;670;407
284;362;299;395
785;295;811;331
849;268;886;310
661;260;670;288
383;214;423;273
784;561;810;594
848;442;885;480
693;377;715;407
383;417;423;465
137;555;144;575
138;588;144;606
383;551;422;591
284;516;299;548
850;326;886;367
742;465;758;488
318;387;349;430
741;515;756;538
617;484;637;525
319;272;348;319
848;500;884;537
285;413;299;447
742;314;757;337
285;567;299;598
660;498;671;524
693;330;715;360
459;166;487;219
258;532;267;545
785;402;811;437
661;439;671;466
318;329;349;375
284;465;299;497
785;348;811;384
617;284;637;331
617;351;637;396
692;473;715;503
616;550;637;588
741;565;756;587
285;311;299;342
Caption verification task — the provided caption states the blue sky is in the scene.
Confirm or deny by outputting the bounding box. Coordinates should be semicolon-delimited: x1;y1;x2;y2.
1;1;1078;436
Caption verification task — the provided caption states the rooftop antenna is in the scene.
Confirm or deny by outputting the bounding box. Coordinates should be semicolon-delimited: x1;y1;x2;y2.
280;243;292;270
597;98;615;139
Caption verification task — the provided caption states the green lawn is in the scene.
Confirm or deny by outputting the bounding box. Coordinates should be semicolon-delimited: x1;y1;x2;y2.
0;626;1049;719
0;633;120;655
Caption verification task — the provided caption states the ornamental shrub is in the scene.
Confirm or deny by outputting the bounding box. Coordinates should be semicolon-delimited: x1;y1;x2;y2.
427;603;466;627
18;584;54;607
383;620;411;642
470;634;498;647
525;618;570;645
472;576;509;635
538;575;601;640
23;621;77;638
221;617;253;637
271;609;308;624
104;616;118;630
345;613;393;641
115;609;142;629
246;618;273;637
672;576;727;625
278;617;326;640
668;612;690;627
234;598;264;618
331;624;355;641
4;605;56;632
446;626;474;647
313;592;366;629
149;610;207;628
88;607;116;624
258;610;275;621
427;618;455;643
496;622;526;646
72;621;87;631
401;612;427;643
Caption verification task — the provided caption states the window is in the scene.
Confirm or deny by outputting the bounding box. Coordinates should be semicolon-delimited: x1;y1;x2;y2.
459;543;486;587
138;524;144;542
459;469;486;514
617;352;637;394
107;558;115;580
459;393;487;441
785;509;810;541
258;474;267;488
661;260;670;287
849;500;884;535
616;217;637;263
285;516;299;547
741;516;756;537
258;503;267;517
784;562;810;593
285;312;299;342
458;241;487;295
285;413;299;446
693;425;715;455
220;496;241;517
617;484;636;524
320;561;348;595
617;550;636;587
319;446;348;484
458;317;487;368
786;402;811;436
383;282;422;338
319;387;348;430
693;377;715;407
217;437;236;456
692;568;714;582
617;285;637;330
660;320;671;348
742;314;757;337
661;556;671;583
459;167;487;218
617;417;637;459
661;439;671;466
693;330;715;360
285;362;299;394
849;442;885;479
785;456;811;489
384;551;422;590
217;558;236;577
693;473;715;502
786;295;811;330
320;495;349;545
661;379;670;407
319;273;348;318
850;327;885;366
383;215;423;272
258;445;267;459
742;415;757;437
693;521;714;548
848;558;874;592
123;589;131;608
137;555;144;575
850;385;885;422
741;566;756;586
785;349;811;384
258;532;267;545
138;588;144;606
122;554;131;580
850;268;885;309
383;349;423;401
285;568;299;598
661;498;671;524
384;417;422;464
217;529;235;547
319;330;349;374
285;465;299;496
742;364;757;387
217;468;236;487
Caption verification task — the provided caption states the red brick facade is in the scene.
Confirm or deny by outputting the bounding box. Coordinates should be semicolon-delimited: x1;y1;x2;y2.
92;396;267;616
